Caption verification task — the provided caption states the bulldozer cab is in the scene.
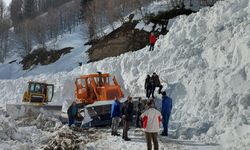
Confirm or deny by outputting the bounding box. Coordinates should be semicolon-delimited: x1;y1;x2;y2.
75;73;124;105
23;82;54;105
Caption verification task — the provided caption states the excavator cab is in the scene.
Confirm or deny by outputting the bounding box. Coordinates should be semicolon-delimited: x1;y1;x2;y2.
75;73;124;105
74;73;124;126
22;81;54;105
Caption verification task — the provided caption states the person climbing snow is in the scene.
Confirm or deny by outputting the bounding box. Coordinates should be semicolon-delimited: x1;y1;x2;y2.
122;96;134;141
161;91;172;136
141;99;162;150
145;75;153;98
111;97;121;136
149;32;157;51
152;72;163;97
67;101;79;127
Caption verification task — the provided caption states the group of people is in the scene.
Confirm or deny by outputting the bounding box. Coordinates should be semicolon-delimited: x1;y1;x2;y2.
111;91;173;150
145;72;163;98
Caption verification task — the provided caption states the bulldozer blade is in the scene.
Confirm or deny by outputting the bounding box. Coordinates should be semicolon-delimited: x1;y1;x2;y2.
6;104;62;119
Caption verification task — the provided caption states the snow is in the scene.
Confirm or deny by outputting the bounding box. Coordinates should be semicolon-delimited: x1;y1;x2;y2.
0;24;90;79
0;0;250;149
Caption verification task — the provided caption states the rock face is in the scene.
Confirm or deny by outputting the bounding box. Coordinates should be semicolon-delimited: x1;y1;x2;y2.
87;8;195;63
21;47;73;70
87;22;150;62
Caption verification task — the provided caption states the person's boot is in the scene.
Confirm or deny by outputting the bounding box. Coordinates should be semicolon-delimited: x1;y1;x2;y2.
111;131;115;136
161;132;168;136
124;137;131;141
114;131;120;136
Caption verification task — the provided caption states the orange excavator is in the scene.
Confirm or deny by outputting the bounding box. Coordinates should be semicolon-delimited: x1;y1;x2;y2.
74;72;124;126
75;72;124;105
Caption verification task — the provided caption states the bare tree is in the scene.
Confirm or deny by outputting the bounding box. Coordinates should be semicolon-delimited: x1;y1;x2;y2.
18;20;33;55
170;0;185;8
31;18;47;48
10;0;23;26
0;0;10;62
199;0;219;6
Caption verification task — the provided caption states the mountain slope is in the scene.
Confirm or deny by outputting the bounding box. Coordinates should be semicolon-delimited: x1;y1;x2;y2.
0;0;250;149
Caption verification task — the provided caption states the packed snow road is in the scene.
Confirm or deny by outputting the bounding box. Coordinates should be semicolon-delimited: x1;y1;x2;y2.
84;128;220;150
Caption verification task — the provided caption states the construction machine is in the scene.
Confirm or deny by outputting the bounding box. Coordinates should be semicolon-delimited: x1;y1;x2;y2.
6;81;62;119
74;72;124;126
22;81;54;105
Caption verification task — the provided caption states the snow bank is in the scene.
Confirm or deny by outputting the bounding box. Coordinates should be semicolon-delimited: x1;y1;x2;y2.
0;0;250;149
0;108;63;149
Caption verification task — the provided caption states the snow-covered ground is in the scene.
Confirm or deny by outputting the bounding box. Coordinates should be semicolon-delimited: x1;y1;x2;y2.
1;0;250;149
0;24;90;79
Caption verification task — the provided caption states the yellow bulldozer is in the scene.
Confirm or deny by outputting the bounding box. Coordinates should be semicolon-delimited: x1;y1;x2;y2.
22;81;54;105
6;81;62;119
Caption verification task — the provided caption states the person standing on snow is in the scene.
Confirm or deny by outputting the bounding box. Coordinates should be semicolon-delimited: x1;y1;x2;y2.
161;91;172;136
149;32;157;51
111;97;121;136
136;97;144;128
122;96;134;141
145;75;153;98
141;99;162;150
152;72;163;97
67;101;79;127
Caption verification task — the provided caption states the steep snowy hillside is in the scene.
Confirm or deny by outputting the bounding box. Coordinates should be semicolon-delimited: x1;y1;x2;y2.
0;25;90;79
0;0;250;149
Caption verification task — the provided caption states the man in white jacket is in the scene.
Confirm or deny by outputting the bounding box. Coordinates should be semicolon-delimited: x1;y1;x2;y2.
141;99;162;150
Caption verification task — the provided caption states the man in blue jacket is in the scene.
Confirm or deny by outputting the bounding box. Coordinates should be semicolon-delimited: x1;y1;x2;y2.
111;97;121;136
161;91;172;136
67;101;79;127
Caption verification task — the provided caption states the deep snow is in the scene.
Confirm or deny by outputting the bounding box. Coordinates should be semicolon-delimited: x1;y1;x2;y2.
0;0;250;149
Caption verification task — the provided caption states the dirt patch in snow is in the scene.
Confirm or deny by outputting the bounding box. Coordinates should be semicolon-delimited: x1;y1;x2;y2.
86;21;149;62
147;8;195;34
21;47;73;70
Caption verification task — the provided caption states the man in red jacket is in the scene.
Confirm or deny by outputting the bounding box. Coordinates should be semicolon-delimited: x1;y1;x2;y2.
149;32;157;51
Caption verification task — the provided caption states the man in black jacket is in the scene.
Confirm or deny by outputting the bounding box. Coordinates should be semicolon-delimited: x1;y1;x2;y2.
152;72;163;97
145;75;153;98
136;97;144;128
122;96;134;141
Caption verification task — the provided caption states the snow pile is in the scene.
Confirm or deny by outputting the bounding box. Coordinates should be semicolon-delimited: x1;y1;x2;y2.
0;0;250;149
0;108;65;149
0;115;23;142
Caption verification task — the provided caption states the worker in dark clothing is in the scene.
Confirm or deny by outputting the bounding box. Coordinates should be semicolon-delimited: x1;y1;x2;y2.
161;91;172;136
149;32;157;51
145;75;153;98
67;101;79;127
122;96;134;141
152;73;163;97
136;97;144;128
